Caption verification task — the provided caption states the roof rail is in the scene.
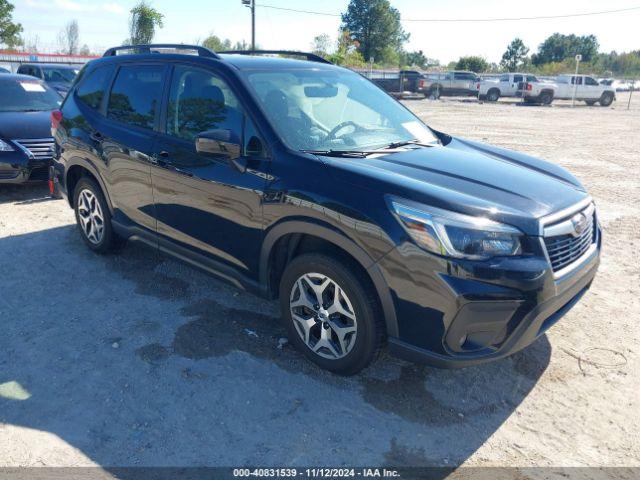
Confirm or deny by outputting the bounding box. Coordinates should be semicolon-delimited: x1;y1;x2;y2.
103;44;220;59
221;50;332;65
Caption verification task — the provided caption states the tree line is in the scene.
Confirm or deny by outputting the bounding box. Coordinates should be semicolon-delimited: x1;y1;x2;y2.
1;0;638;77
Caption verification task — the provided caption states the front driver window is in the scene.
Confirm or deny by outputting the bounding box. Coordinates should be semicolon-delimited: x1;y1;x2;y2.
167;66;243;142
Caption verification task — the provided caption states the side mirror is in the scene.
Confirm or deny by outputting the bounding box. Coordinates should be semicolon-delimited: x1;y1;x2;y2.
195;129;241;160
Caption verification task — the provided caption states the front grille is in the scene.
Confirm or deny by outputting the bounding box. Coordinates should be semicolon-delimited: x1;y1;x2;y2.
14;138;55;161
544;206;596;273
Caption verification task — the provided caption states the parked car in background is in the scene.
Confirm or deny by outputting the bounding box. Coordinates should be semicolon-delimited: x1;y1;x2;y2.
516;78;557;105
478;73;539;102
366;69;426;96
0;74;61;184
422;71;479;98
521;75;615;106
17;63;80;97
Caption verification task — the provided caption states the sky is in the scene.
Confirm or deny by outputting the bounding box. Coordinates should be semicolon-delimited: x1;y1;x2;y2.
11;0;640;63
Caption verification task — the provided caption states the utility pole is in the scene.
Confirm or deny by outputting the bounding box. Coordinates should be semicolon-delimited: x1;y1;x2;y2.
572;54;582;107
242;0;256;50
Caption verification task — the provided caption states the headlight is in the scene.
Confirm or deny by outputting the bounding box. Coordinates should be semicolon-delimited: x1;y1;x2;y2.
0;139;14;152
390;201;523;260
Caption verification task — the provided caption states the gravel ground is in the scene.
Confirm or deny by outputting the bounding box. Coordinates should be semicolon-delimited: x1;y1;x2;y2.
0;94;638;473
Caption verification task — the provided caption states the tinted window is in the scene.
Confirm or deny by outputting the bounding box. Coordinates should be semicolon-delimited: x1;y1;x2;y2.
43;67;78;83
513;75;523;83
526;75;538;82
0;78;61;112
454;72;475;80
76;65;114;110
107;65;164;130
166;66;243;142
585;77;599;86
571;77;583;85
499;75;509;82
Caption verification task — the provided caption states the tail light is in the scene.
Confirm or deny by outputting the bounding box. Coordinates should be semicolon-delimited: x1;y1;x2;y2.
419;79;425;89
51;110;63;136
526;83;533;91
476;82;480;90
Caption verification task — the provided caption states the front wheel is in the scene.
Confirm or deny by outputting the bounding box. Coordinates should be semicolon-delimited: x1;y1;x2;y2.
486;89;500;102
73;177;123;254
279;254;384;375
599;92;614;107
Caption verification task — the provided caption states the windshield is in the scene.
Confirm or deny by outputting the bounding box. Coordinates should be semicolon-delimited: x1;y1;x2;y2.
43;67;78;83
243;68;438;152
0;79;62;112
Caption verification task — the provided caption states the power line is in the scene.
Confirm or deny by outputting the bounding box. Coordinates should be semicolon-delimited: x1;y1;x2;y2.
256;4;640;22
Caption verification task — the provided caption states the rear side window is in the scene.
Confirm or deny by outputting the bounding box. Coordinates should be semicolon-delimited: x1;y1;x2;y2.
107;65;165;130
76;65;114;110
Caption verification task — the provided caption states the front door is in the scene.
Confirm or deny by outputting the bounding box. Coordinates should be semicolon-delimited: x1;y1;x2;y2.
101;63;167;233
151;64;269;281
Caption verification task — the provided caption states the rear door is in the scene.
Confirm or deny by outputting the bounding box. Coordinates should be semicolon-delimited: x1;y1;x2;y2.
100;63;168;233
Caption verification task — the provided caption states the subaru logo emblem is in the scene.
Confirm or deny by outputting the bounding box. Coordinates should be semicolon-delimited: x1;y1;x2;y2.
571;213;588;237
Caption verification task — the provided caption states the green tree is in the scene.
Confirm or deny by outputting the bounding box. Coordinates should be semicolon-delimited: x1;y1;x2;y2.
329;29;365;67
0;0;22;48
201;34;232;52
456;56;490;73
128;1;164;45
311;33;332;57
341;0;409;65
532;33;599;65
501;38;529;72
402;50;438;69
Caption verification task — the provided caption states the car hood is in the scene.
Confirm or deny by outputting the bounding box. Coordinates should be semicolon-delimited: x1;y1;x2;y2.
0;111;53;140
323;136;589;235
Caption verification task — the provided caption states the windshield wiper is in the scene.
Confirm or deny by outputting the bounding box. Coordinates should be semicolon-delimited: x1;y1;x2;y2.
301;149;379;158
384;139;439;149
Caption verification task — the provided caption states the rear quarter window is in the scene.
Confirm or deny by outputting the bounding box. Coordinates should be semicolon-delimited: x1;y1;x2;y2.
76;65;115;110
107;65;165;130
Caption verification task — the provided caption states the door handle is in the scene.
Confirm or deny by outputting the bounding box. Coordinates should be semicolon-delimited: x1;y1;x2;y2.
151;151;169;166
90;131;103;142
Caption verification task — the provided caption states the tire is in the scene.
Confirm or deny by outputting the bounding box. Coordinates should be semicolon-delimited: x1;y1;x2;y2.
539;91;554;105
279;253;384;375
428;85;441;100
73;177;123;254
599;92;614;107
486;89;500;102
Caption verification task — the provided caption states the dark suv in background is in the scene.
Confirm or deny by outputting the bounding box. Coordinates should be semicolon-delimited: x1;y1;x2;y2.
52;45;601;375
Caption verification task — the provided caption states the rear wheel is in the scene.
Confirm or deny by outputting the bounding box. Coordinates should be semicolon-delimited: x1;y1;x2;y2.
73;177;123;254
428;85;441;100
599;92;614;107
539;91;554;105
279;254;384;375
486;89;500;102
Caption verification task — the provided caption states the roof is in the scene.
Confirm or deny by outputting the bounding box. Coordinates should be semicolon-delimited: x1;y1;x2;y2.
218;53;339;70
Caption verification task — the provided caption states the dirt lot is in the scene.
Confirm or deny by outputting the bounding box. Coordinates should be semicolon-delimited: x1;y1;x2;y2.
1;94;639;473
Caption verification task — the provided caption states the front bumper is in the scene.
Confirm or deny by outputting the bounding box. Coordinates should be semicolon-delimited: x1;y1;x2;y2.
379;225;602;368
0;151;52;184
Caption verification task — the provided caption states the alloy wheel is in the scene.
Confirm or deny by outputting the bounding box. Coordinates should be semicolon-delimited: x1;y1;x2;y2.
77;189;105;245
289;273;358;360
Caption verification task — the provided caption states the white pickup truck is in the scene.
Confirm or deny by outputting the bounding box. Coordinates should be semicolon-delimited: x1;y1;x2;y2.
477;73;539;102
518;74;616;106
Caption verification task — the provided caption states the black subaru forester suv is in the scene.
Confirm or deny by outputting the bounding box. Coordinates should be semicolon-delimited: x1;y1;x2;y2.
51;45;601;375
